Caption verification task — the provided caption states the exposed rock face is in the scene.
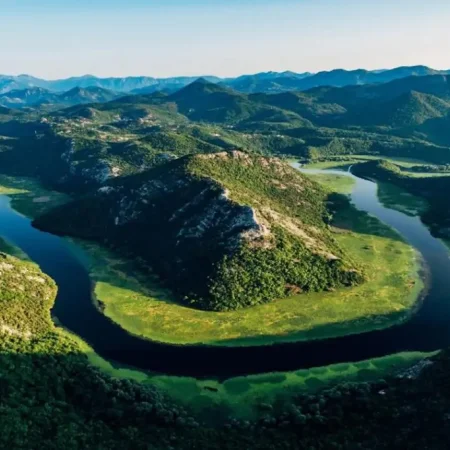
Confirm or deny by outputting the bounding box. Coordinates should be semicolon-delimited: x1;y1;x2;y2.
96;169;271;251
59;139;123;186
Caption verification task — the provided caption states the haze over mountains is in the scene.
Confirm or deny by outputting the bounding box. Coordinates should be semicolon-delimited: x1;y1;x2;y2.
1;65;449;100
0;86;121;109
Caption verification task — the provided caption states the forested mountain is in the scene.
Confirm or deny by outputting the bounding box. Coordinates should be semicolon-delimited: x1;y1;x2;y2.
35;151;362;311
2;73;450;193
161;78;311;126
307;74;450;108
1;66;449;96
0;86;121;109
359;91;450;127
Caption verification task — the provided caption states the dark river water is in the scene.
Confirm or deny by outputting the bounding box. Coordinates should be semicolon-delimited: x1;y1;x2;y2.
0;168;450;379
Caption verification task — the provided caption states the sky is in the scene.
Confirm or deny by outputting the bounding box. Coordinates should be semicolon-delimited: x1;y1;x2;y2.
1;0;450;79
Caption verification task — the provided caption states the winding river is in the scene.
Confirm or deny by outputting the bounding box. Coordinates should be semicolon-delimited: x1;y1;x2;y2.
1;168;450;378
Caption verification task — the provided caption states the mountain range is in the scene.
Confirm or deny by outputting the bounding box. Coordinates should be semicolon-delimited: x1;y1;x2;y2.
2;72;449;194
1;65;449;97
0;86;121;109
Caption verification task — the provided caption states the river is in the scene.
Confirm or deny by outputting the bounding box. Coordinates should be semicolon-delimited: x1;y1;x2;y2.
0;168;449;378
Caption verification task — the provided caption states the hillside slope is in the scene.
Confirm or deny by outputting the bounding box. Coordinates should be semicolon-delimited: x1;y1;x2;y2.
35;152;363;311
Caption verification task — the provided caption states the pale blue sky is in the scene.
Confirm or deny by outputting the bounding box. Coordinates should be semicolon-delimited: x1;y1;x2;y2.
1;0;449;78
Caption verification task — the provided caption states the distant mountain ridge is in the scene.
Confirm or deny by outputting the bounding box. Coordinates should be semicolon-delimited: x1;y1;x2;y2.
1;65;449;95
0;86;121;108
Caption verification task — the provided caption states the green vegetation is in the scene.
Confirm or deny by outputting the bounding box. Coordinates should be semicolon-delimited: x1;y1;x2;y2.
147;351;433;422
62;171;422;346
302;154;441;170
35;153;363;311
2;243;450;449
1;71;450;448
0;247;204;449
63;314;432;423
305;172;355;193
0;251;55;335
377;182;429;216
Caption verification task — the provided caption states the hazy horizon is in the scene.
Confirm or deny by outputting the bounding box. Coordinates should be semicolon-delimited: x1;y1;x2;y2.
2;64;450;81
2;0;450;79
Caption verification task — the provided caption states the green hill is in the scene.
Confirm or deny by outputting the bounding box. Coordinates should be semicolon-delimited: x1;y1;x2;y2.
35;152;363;311
167;79;261;123
354;91;450;128
251;91;347;123
159;79;310;127
386;91;450;127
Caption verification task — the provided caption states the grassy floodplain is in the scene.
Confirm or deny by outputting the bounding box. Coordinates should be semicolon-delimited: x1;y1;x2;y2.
84;341;433;422
67;171;423;346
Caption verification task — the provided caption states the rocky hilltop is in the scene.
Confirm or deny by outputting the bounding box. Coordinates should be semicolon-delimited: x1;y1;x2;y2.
35;151;363;310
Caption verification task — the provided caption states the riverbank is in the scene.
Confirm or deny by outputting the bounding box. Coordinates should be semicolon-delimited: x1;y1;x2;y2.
302;155;450;176
0;172;423;347
0;238;436;431
0;231;432;425
77;332;433;422
66;171;423;347
3;172;449;376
